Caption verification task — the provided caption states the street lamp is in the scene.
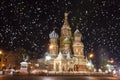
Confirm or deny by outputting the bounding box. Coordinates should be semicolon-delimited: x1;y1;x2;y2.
89;53;94;59
87;52;95;72
0;51;2;55
0;50;4;70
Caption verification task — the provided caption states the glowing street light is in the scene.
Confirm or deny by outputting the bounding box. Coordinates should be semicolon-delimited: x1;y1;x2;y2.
89;53;94;59
0;51;2;54
0;50;5;70
1;63;5;67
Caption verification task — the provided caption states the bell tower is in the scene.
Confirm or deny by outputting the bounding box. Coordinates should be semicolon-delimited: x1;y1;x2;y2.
49;30;59;58
73;28;87;71
73;28;84;57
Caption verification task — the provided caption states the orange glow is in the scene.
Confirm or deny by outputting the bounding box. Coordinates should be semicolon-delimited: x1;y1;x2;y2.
2;64;5;67
30;66;33;69
49;45;53;49
89;53;94;58
0;51;2;54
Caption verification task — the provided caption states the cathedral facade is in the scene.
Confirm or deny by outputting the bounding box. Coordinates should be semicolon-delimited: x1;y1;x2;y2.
48;12;93;72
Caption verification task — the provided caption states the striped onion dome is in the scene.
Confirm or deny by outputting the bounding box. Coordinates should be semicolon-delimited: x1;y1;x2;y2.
49;31;59;38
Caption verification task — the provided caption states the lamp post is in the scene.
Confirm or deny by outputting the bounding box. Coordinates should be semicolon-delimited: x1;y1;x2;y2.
0;50;5;70
89;53;94;59
89;54;94;59
0;51;3;70
0;51;2;54
88;52;95;72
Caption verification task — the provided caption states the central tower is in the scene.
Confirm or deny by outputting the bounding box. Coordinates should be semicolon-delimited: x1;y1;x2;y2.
60;12;72;55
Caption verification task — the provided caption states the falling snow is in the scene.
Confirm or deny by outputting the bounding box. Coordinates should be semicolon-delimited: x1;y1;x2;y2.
0;0;120;65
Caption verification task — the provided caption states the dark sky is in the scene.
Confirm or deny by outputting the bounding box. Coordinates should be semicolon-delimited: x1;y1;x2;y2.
0;0;120;65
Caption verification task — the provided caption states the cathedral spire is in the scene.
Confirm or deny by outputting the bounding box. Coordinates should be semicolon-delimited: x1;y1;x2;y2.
63;12;69;25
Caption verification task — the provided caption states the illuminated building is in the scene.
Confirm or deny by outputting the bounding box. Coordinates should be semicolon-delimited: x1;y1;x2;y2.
48;12;94;72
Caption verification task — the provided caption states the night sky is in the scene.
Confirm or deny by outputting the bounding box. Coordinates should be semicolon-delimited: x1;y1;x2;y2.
0;0;120;66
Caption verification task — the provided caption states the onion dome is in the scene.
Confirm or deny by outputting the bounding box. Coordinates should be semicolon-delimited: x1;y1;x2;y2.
49;31;59;38
63;37;71;44
74;29;82;37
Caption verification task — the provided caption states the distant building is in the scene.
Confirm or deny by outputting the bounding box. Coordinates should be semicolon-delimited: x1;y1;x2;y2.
0;51;23;70
6;51;18;68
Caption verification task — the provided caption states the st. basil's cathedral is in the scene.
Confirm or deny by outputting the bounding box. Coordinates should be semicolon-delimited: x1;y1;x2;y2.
47;12;94;72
